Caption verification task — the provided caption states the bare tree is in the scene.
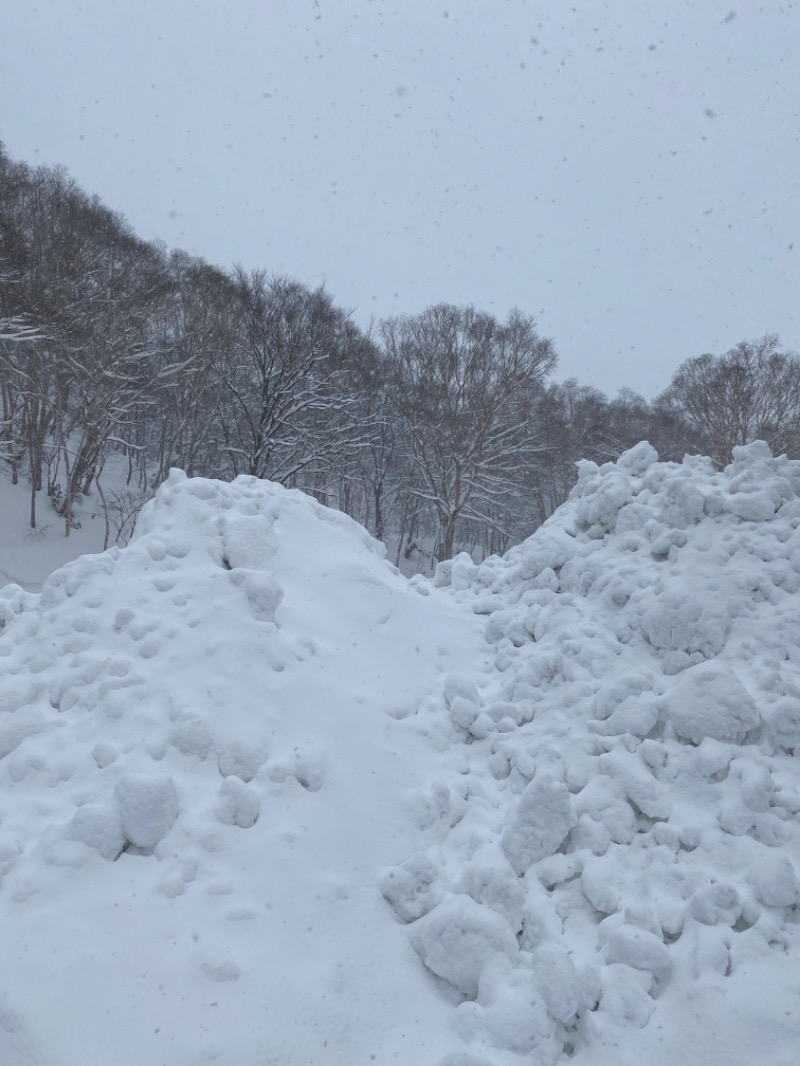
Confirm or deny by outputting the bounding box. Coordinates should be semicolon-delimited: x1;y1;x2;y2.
658;334;800;466
1;163;156;529
528;380;609;525
219;270;372;486
381;304;557;561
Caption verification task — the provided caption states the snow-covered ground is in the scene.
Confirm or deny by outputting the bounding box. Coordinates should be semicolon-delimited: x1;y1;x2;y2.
0;477;112;591
1;443;799;1065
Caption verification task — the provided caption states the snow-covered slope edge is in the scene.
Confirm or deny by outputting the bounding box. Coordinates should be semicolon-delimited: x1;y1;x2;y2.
0;470;489;1066
392;440;800;1065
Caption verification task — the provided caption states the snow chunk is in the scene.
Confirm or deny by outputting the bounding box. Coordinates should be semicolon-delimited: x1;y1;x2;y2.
590;695;659;738
380;854;443;923
514;526;576;581
597;749;671;820
531;942;579;1022
501;775;577;875
597;964;655;1028
114;773;179;848
220;513;277;570
443;675;481;731
458;845;525;931
69;804;126;861
748;854;800;908
639;590;731;661
92;741;118;769
409;895;519;998
228;568;283;622
726;490;777;522
663;663;760;745
659;478;705;529
738;762;775;813
456;967;554;1055
765;698;800;753
616;441;658;476
689;882;742;926
575;776;637;847
731;439;774;463
582;856;622;915
434;552;477;591
593;673;653;720
574;471;634;536
605;924;671;975
217;744;267;783
216;776;259;828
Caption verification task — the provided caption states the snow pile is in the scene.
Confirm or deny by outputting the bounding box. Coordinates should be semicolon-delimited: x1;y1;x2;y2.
0;470;488;1066
2;445;800;1065
391;440;800;1064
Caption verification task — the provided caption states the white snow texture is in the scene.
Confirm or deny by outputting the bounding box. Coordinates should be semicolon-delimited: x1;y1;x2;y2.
2;443;800;1065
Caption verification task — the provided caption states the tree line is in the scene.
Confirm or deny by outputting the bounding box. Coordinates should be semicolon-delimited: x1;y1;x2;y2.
2;144;799;564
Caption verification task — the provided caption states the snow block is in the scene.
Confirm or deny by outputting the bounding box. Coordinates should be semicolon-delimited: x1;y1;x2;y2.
597;749;671;820
616;441;658;476
409;895;519;998
748;854;800;908
639;591;731;660
581;856;621;915
228;568;283;622
220;514;277;571
689;882;742;926
434;552;477;591
501;775;577;875
663;663;760;745
531;942;579;1023
380;853;443;923
597;963;655;1028
605;924;671;975
69;803;126;861
574;471;634;536
658;478;705;529
739;763;775;813
590;695;659;738
456;968;555;1055
216;776;259;828
217;744;267;782
114;773;179;848
765;698;800;753
458;845;526;931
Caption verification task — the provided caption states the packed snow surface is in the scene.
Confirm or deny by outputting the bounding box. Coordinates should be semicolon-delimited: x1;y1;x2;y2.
2;443;800;1065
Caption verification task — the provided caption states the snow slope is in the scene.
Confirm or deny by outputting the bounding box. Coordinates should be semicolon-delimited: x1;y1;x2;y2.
1;444;800;1065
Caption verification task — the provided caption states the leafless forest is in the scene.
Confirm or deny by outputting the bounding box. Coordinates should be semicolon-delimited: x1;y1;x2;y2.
3;145;799;563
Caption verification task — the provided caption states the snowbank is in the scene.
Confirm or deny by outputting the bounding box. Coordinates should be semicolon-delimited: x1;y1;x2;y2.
2;444;800;1065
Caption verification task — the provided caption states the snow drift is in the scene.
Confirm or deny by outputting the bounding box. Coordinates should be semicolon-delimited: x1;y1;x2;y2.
2;444;800;1065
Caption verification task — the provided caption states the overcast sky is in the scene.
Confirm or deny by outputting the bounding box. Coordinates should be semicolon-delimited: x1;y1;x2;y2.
2;0;798;399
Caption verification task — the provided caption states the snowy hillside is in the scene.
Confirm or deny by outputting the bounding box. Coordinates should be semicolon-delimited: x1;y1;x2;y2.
1;445;799;1065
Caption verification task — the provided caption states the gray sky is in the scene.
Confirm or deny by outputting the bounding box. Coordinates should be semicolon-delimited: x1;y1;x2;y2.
2;0;798;399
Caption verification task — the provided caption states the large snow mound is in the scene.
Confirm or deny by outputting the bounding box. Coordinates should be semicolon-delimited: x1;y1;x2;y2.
413;440;800;1064
0;470;488;1066
2;445;800;1065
